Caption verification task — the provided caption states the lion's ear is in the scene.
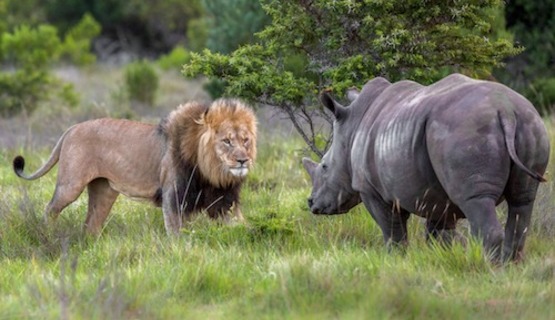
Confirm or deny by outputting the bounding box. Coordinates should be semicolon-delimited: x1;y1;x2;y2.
194;118;204;125
194;112;207;125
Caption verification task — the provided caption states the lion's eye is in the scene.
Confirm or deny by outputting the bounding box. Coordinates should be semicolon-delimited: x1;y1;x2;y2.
243;137;249;145
223;138;232;146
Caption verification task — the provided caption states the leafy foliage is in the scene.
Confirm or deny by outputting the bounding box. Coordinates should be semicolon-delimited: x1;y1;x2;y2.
59;13;101;66
184;0;522;157
157;46;192;71
0;13;100;117
527;77;555;115
44;0;203;54
496;0;555;113
201;0;270;54
504;0;555;80
186;0;270;99
124;60;159;106
0;25;69;117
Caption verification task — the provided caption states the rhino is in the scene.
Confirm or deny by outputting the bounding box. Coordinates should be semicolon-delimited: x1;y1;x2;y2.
303;73;550;262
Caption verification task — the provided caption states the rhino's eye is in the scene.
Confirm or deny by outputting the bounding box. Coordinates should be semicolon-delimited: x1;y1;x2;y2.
322;163;328;171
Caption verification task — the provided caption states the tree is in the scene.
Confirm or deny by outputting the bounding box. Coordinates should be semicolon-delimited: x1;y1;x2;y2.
183;0;522;157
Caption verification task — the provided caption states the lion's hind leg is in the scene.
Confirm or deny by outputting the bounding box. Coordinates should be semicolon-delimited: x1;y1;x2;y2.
45;181;87;223
84;178;119;235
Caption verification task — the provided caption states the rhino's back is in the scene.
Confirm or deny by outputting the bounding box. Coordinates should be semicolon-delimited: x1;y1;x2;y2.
352;73;546;218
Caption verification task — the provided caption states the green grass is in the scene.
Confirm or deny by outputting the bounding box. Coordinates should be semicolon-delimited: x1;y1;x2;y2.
1;127;554;319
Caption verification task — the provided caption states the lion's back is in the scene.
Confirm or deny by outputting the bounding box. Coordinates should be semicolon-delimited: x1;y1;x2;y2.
59;118;165;199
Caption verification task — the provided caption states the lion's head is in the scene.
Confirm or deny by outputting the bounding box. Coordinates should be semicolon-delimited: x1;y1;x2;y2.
165;98;257;188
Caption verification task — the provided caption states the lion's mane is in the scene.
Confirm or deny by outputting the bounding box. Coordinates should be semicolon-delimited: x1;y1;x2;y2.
159;98;257;218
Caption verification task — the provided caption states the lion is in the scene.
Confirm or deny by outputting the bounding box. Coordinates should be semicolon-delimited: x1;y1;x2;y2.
13;98;257;235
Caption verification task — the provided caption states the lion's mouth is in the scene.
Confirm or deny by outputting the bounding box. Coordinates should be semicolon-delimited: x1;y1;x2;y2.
229;167;249;177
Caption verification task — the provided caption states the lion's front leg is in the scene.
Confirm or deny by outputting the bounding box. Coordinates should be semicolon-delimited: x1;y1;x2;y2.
162;187;184;236
230;202;245;223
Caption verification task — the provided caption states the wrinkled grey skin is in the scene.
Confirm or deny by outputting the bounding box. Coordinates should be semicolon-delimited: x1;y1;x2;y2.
303;74;550;262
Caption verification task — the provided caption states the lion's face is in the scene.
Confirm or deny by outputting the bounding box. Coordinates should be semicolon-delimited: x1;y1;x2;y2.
213;121;255;178
186;99;257;188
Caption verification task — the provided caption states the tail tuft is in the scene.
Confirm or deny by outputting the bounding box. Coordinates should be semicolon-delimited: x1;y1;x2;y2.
13;156;25;176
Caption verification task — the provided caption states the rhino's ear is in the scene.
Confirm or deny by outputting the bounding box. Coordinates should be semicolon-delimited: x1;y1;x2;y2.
320;91;348;120
302;157;318;179
346;87;360;102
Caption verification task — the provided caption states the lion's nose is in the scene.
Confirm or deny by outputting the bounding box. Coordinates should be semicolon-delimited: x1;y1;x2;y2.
237;158;248;166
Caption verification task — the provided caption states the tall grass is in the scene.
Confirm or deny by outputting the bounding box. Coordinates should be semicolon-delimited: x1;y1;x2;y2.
0;120;554;319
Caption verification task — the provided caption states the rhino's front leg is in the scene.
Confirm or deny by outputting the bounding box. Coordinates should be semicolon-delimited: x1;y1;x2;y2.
360;191;410;248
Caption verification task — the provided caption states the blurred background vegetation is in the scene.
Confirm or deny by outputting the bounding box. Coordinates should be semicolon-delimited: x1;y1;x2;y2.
0;0;553;144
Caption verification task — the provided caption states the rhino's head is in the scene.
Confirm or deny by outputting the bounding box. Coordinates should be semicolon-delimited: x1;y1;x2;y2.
303;89;361;214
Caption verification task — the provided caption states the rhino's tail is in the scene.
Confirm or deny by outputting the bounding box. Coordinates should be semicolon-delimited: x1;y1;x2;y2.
13;126;74;180
498;111;547;182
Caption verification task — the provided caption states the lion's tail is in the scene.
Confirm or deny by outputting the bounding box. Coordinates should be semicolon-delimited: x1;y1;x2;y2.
13;126;75;180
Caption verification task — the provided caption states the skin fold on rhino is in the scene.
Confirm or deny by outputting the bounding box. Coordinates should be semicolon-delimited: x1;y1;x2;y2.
303;73;550;262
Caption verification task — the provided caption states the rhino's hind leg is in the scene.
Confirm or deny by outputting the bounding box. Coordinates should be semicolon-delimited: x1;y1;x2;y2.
84;178;119;235
503;199;537;262
458;197;504;260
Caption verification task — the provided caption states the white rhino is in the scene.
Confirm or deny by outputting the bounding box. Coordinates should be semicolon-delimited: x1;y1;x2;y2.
303;74;550;262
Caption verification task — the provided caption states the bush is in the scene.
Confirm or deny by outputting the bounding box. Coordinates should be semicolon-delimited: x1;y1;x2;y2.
527;77;555;115
0;24;78;117
124;60;159;106
157;46;191;71
203;79;226;100
59;13;101;66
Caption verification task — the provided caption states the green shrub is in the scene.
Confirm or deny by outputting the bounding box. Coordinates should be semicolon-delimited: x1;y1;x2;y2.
1;24;61;67
157;46;191;71
124;60;159;106
59;13;101;66
528;77;555;115
203;79;226;100
0;23;78;117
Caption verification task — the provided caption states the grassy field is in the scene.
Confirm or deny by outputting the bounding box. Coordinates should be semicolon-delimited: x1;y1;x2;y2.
0;68;554;319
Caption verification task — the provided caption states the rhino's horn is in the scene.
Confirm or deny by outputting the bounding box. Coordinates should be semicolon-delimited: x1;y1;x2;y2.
302;157;318;179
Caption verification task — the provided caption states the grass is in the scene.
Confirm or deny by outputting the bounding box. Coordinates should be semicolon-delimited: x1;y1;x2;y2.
1;68;554;319
1;131;554;320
